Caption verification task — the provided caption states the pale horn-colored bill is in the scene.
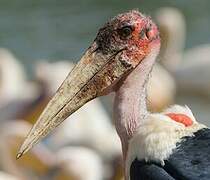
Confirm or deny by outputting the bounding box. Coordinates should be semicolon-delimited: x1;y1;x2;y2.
16;42;132;159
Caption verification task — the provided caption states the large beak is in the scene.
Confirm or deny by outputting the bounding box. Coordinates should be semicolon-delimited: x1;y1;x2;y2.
17;42;134;158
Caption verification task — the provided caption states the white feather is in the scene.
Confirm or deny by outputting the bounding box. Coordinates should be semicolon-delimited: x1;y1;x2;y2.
126;105;207;179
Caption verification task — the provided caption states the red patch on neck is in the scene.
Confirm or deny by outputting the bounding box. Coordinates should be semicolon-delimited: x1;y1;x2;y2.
165;113;193;127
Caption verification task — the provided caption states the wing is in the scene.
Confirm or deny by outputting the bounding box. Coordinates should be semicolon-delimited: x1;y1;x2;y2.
164;128;210;180
130;128;210;180
130;159;175;180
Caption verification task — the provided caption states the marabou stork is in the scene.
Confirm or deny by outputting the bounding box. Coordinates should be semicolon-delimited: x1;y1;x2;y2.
17;10;210;180
156;7;210;97
147;63;175;112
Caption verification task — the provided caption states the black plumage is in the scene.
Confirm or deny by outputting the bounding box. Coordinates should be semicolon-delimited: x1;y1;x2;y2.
130;128;210;180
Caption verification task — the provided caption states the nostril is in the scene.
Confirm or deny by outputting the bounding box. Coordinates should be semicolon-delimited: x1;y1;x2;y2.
139;29;146;39
139;24;158;40
144;22;159;40
147;27;155;39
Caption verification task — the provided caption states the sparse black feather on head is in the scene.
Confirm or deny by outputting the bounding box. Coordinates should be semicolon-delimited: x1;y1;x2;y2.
95;10;145;54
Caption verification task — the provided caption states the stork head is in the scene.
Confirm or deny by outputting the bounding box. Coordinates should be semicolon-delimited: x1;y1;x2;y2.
17;10;160;158
95;10;160;72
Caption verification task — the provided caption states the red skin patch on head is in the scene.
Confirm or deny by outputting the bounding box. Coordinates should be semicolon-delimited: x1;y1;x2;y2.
125;19;160;66
165;113;193;127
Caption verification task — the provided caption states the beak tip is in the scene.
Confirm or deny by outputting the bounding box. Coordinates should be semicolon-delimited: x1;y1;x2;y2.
16;143;28;160
16;152;23;160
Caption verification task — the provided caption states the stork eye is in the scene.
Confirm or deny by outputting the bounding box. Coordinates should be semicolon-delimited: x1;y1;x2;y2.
118;26;133;39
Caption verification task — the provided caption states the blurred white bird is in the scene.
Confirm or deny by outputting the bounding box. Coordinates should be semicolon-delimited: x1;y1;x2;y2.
0;171;20;180
0;48;39;104
147;63;176;112
0;120;55;180
156;7;210;96
55;147;103;180
0;49;41;121
156;7;186;71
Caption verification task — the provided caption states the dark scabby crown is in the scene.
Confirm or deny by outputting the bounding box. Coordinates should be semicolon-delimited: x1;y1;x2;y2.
95;10;146;54
111;10;145;24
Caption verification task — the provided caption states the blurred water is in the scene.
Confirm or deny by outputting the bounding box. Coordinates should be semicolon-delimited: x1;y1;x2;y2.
0;0;209;75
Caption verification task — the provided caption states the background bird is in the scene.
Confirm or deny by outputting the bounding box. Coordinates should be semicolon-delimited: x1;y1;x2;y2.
0;49;42;122
156;7;210;97
156;7;210;126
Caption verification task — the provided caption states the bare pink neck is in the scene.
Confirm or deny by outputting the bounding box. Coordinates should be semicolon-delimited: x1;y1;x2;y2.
113;50;158;159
